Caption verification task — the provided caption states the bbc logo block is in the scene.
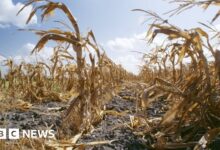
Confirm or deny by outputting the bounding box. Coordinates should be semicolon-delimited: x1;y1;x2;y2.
0;128;19;139
0;129;6;139
9;129;19;139
0;128;55;139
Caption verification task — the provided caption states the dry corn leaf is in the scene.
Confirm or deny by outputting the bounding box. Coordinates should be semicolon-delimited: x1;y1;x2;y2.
160;100;183;125
177;45;186;63
212;10;220;23
195;28;208;38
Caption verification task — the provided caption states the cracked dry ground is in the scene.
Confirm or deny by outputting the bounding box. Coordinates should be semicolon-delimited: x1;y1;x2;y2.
77;85;168;150
0;84;168;150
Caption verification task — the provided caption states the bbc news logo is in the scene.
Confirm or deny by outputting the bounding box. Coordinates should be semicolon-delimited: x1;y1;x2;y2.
0;128;55;140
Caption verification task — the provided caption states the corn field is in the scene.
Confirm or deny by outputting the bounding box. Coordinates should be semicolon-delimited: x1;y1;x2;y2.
0;0;220;149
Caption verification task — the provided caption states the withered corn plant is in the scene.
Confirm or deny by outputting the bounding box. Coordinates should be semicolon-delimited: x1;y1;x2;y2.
17;0;100;138
135;4;220;148
16;0;134;139
168;0;220;23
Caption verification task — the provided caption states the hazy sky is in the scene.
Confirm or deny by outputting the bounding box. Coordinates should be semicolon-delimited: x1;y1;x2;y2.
0;0;219;74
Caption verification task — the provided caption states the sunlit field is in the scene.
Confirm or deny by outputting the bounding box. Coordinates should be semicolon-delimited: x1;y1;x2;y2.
0;0;220;149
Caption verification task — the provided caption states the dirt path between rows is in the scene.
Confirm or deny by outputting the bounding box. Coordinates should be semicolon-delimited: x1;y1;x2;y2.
77;86;167;150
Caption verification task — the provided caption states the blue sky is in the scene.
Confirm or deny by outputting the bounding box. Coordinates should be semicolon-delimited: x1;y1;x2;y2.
0;0;219;74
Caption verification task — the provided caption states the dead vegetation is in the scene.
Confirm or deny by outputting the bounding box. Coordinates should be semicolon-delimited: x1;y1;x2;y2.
0;0;135;144
1;0;220;149
134;1;220;149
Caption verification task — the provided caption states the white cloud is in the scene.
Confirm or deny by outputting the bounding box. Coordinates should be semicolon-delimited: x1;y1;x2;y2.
13;43;54;64
106;32;147;52
0;0;37;28
105;32;148;74
0;54;6;71
0;55;6;61
114;54;144;75
0;55;6;75
107;38;136;50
